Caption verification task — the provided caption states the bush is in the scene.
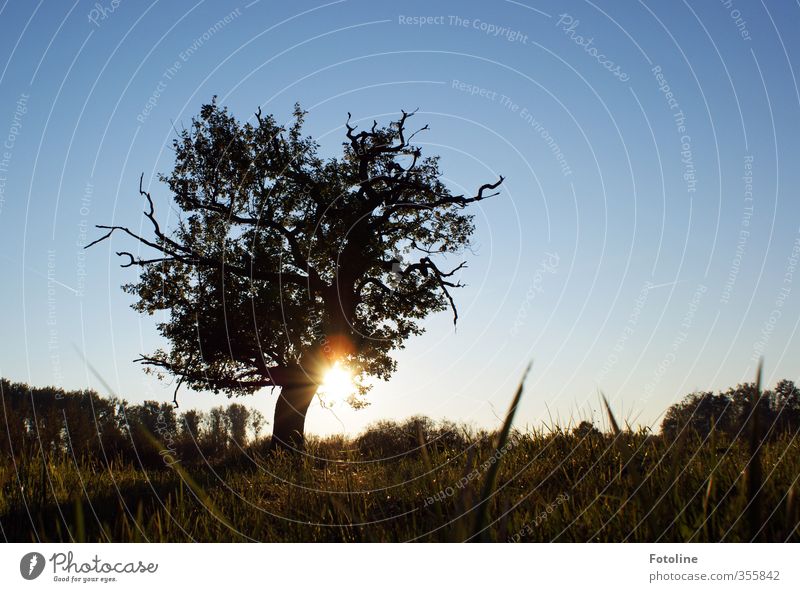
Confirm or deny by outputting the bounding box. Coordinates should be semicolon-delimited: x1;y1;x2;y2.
355;415;467;458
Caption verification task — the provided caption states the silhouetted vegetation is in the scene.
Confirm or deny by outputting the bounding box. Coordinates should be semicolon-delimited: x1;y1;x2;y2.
355;416;470;458
88;100;504;451
0;379;264;468
660;380;800;441
1;376;798;542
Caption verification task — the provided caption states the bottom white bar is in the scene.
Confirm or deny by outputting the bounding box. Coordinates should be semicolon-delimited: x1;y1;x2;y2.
1;543;796;590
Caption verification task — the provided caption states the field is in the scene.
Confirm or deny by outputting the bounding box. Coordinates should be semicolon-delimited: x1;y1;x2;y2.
2;422;798;543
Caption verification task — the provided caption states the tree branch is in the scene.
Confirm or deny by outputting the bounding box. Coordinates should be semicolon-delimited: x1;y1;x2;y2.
400;257;468;326
86;176;321;290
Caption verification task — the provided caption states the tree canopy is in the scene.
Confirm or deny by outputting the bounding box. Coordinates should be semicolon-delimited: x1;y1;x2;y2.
661;379;800;440
89;100;503;448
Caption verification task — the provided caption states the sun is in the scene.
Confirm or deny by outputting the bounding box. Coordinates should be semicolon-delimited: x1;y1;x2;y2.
318;362;355;402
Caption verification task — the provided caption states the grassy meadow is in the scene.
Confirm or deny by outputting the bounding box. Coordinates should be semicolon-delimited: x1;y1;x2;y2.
2;417;798;543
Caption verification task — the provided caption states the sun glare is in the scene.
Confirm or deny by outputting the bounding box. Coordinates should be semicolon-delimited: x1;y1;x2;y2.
319;362;355;402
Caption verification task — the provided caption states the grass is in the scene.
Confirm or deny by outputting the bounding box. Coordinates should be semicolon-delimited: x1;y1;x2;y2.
1;366;799;543
2;422;798;542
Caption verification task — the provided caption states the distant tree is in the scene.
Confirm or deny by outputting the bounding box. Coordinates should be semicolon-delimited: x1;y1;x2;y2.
356;415;466;457
177;408;204;462
62;390;124;458
93;396;126;457
19;385;64;456
89;100;503;451
226;403;250;446
250;408;265;442
122;400;177;465
0;381;127;458
770;379;800;434
573;420;601;439
661;380;800;441
720;382;770;439
204;406;230;458
661;391;736;440
0;379;23;456
179;409;204;438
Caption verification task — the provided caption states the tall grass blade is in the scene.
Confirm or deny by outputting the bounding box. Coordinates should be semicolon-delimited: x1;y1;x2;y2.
601;391;621;437
784;482;796;542
746;359;764;542
74;498;85;543
472;362;531;542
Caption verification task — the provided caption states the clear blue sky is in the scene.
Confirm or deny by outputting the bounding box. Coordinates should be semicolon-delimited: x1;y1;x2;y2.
1;0;799;436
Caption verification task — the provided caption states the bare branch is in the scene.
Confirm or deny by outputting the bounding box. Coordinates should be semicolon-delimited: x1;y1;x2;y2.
86;175;324;291
398;257;469;326
355;276;395;300
134;352;292;391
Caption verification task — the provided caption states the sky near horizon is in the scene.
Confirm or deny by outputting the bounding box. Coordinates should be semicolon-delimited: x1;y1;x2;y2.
1;0;799;436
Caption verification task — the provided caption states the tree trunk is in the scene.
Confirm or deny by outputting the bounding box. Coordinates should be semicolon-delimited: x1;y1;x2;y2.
269;382;318;453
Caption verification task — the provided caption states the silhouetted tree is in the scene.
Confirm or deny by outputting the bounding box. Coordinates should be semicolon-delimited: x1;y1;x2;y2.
355;415;466;457
204;406;230;458
0;381;128;460
770;379;800;434
179;409;203;438
62;391;124;458
88;100;503;451
177;408;204;462
28;387;64;456
661;380;800;441
721;382;770;440
661;391;734;439
250;408;265;442
573;420;601;439
226;403;250;446
0;379;25;456
122;400;177;466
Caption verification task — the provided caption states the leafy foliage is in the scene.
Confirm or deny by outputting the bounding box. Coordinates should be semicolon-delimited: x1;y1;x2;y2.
661;380;800;440
90;100;503;408
0;379;264;466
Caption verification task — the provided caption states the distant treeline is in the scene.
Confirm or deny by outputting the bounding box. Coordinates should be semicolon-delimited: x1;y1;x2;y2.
0;379;266;466
1;378;799;468
660;379;800;440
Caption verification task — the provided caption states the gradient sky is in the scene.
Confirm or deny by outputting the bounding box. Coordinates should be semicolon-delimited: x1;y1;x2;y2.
1;0;799;436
